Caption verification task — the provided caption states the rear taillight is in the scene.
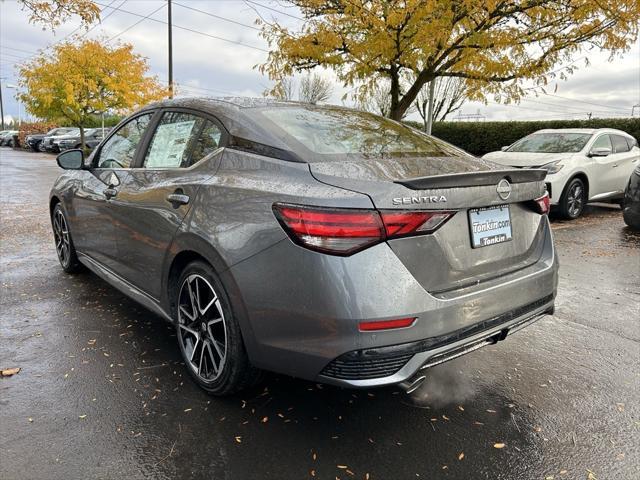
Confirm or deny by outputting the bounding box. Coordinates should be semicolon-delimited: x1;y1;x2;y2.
531;192;550;215
273;203;455;255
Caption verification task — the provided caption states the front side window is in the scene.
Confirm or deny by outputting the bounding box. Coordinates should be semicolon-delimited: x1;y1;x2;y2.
591;134;612;151
507;133;592;153
611;135;630;153
97;113;153;169
143;112;222;168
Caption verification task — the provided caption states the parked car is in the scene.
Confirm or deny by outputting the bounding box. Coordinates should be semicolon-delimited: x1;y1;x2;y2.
42;128;80;152
84;128;111;151
56;128;110;151
25;128;74;151
483;129;639;219
622;164;640;230
0;130;19;146
50;98;558;395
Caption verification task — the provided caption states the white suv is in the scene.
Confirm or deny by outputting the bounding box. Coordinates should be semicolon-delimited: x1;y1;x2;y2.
483;128;639;219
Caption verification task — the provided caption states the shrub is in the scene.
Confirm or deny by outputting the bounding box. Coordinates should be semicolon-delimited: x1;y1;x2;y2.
405;118;640;156
17;121;60;148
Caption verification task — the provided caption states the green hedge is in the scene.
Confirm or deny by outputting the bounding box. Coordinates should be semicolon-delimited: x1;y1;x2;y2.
405;118;640;156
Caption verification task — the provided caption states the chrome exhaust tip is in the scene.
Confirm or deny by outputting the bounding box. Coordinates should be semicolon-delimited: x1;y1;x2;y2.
399;374;427;394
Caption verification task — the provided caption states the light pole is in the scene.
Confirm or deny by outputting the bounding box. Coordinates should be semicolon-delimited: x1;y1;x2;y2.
6;84;22;126
425;79;436;135
168;0;173;98
0;78;5;129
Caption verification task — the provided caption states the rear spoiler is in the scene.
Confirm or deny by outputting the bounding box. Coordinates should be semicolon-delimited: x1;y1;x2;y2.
395;169;547;190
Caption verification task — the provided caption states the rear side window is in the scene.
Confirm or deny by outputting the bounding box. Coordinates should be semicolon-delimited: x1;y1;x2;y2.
255;106;466;161
143;112;222;168
611;135;631;153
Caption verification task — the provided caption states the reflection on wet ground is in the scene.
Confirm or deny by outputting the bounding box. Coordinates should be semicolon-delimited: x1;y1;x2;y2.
1;150;638;479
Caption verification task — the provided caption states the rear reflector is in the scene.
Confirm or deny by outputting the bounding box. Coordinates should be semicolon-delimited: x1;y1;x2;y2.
359;317;416;331
532;192;550;215
273;203;455;255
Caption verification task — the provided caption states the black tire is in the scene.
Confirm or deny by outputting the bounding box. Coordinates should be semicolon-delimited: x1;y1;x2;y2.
174;260;261;395
559;177;586;219
52;203;82;273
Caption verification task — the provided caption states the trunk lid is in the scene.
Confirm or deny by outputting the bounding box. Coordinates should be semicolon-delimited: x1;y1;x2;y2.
309;157;548;294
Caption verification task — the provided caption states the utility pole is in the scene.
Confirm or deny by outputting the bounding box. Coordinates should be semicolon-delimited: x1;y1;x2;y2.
425;79;436;135
0;80;5;130
168;0;173;98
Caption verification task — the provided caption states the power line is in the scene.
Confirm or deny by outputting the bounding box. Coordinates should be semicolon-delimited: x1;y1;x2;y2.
174;2;261;31
542;92;629;112
107;2;167;42
519;96;628;115
94;1;269;52
0;52;30;61
2;0;125;68
245;1;304;21
1;46;39;56
80;0;127;38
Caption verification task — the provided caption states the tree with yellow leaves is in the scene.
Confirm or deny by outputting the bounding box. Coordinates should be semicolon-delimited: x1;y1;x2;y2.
18;38;168;149
258;0;640;120
19;0;100;29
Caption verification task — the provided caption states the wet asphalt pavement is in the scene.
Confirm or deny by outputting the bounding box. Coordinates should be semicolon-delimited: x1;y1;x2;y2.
1;149;638;480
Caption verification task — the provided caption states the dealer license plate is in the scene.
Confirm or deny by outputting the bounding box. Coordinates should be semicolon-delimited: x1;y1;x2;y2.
468;205;513;248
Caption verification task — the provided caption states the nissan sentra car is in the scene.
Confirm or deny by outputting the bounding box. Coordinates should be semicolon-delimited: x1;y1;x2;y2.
50;98;558;395
483;128;639;219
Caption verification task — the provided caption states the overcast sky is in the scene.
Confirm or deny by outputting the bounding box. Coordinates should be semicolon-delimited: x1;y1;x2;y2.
1;0;639;124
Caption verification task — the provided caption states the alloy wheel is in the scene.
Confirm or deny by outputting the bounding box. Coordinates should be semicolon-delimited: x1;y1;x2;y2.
53;209;70;267
566;183;584;217
177;274;227;382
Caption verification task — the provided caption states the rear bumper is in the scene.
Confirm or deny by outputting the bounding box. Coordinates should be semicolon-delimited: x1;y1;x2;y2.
319;295;553;387
228;216;558;387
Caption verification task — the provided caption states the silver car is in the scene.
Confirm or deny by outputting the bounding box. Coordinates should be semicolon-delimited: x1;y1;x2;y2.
50;98;558;395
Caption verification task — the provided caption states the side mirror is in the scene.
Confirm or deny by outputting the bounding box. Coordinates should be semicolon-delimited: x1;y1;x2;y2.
500;146;509;151
589;147;612;157
56;149;84;169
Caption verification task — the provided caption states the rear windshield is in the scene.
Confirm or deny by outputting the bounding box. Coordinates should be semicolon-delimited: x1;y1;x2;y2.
255;106;466;161
507;133;592;153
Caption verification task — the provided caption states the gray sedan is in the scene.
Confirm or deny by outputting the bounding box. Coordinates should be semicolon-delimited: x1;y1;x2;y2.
50;98;558;395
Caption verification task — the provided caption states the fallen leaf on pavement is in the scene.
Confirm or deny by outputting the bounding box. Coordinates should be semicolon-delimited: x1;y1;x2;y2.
494;443;505;449
458;452;464;460
79;415;87;419
1;367;20;377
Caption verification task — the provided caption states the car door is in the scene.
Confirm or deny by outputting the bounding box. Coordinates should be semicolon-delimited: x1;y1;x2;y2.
72;112;155;272
107;109;226;300
610;134;639;193
587;134;621;198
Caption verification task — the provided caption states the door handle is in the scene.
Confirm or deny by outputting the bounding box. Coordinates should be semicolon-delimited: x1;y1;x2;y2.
612;164;618;168
104;187;118;199
166;193;190;207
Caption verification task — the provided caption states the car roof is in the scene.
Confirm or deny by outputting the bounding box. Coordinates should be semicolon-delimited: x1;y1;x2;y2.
533;128;632;137
138;96;345;153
